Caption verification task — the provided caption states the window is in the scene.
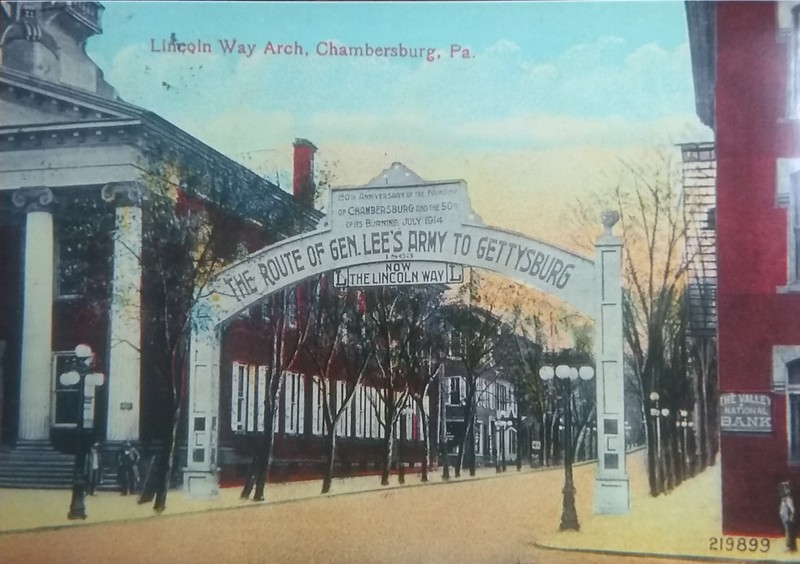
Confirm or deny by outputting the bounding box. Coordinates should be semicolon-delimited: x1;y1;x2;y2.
779;3;800;118
368;387;382;438
774;346;800;463
777;162;800;291
448;332;465;358
57;235;90;297
354;384;366;438
401;400;414;442
476;379;490;408
794;178;800;281
231;362;260;433
284;372;304;435
508;428;517;458
335;380;351;437
705;207;716;231
257;367;267;432
445;421;461;455
312;378;325;436
497;382;510;412
409;405;418;442
448;376;464;406
474;421;484;456
789;359;800;463
792;4;800;119
353;383;381;439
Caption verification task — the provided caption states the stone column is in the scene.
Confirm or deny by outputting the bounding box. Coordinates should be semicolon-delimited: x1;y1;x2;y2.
101;182;143;441
184;320;221;497
593;211;630;514
12;187;55;440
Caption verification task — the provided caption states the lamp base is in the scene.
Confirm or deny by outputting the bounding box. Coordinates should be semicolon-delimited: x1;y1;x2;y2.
67;483;87;520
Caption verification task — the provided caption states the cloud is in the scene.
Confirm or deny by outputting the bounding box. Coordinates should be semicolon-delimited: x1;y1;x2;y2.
452;112;710;149
98;31;711;222
104;30;698;133
487;39;521;55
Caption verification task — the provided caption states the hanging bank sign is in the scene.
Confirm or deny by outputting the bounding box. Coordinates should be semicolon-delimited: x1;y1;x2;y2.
719;393;772;433
199;165;596;325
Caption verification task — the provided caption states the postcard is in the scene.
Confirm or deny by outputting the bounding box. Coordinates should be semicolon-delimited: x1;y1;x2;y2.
0;1;798;563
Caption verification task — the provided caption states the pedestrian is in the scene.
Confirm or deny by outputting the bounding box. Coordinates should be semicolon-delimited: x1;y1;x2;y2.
779;480;797;552
117;441;140;496
86;442;102;495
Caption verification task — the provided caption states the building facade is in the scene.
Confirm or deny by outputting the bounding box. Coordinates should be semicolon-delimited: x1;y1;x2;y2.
441;361;519;470
0;2;469;488
687;1;800;535
0;2;333;484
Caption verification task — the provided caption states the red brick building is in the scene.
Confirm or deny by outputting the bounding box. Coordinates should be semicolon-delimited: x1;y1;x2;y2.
688;1;800;535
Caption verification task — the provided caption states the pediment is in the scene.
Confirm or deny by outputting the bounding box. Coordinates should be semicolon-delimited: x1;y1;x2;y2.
0;67;140;128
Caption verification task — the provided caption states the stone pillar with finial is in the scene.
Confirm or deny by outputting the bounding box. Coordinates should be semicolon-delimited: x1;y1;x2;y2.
593;210;630;514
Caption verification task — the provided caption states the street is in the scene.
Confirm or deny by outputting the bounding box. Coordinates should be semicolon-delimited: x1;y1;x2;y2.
0;459;692;564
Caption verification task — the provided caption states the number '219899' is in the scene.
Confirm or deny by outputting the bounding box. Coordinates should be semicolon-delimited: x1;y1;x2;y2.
709;536;770;552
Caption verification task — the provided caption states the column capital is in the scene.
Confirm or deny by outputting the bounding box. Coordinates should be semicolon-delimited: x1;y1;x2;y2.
12;186;54;213
101;182;144;207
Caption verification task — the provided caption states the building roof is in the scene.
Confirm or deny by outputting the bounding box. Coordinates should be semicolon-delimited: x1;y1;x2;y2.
685;2;716;129
0;66;322;231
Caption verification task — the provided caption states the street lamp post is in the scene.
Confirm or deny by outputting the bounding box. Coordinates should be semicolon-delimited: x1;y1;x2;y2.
677;409;693;477
62;344;94;520
498;419;509;472
649;392;669;493
398;404;413;485
539;363;595;532
493;420;501;473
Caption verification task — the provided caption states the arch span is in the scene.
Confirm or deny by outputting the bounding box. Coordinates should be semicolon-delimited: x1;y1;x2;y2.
183;165;629;515
196;222;595;326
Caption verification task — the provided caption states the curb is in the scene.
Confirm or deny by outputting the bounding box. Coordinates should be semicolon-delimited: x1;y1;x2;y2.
1;462;571;537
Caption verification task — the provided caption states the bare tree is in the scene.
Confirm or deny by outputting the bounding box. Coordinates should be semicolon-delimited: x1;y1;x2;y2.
365;287;418;486
240;284;314;502
136;154;307;511
299;282;373;493
396;288;446;483
570;148;702;496
442;273;507;478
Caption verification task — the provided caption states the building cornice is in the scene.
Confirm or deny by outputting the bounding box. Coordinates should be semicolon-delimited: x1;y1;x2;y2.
0;67;323;230
685;1;716;130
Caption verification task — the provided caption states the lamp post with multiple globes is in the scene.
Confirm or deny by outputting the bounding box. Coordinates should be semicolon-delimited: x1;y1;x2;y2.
62;344;95;520
649;392;670;493
538;363;595;531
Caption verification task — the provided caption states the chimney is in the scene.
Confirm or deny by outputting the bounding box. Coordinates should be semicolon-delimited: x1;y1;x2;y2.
292;138;317;207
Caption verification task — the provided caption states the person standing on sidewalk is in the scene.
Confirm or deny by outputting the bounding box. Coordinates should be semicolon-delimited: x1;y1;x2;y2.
117;441;140;496
779;480;797;552
86;442;102;495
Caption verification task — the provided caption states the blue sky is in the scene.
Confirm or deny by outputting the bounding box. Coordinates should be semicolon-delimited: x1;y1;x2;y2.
86;1;710;246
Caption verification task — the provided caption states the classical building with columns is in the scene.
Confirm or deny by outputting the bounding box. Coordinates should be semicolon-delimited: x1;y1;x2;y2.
0;2;319;483
0;2;448;491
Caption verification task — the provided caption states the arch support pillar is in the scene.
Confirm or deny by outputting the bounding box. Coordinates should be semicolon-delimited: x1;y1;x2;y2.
593;212;630;514
183;321;220;497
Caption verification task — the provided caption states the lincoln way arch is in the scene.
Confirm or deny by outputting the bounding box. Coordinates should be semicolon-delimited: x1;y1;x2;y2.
183;164;629;515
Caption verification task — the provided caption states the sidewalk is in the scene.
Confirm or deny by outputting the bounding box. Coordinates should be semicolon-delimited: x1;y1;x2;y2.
537;454;799;563
5;455;800;564
0;462;529;534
